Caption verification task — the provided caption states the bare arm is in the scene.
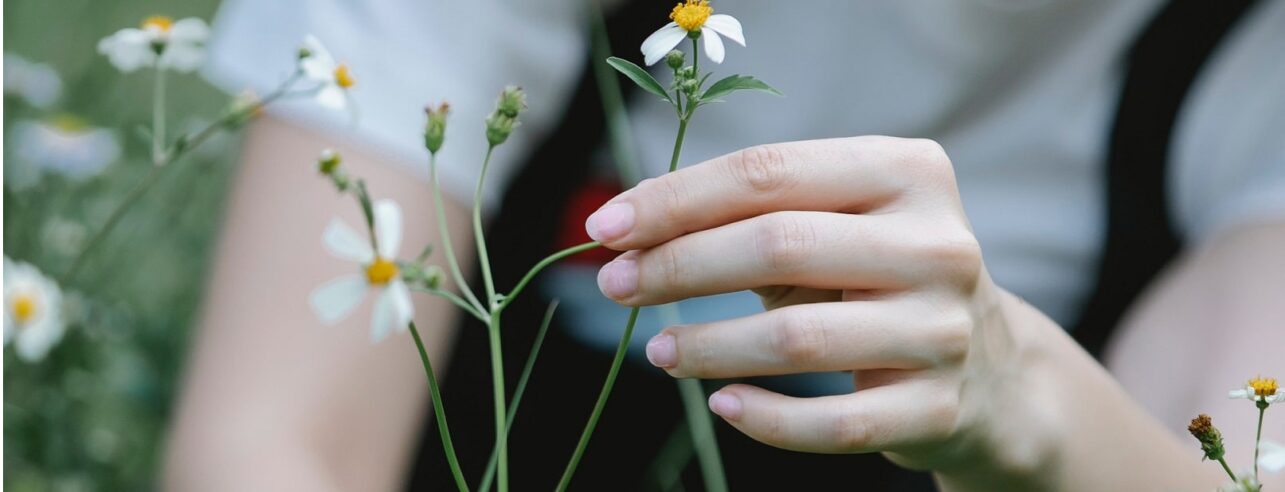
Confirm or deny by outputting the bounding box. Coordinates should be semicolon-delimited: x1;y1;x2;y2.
163;116;475;491
1109;222;1285;488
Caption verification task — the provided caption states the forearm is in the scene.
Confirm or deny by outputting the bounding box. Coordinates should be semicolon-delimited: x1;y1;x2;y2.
934;290;1224;491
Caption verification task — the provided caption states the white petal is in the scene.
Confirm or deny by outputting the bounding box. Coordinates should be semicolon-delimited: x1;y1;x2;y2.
702;30;726;64
373;200;403;259
369;287;397;343
168;18;210;44
15;312;65;363
641;24;687;66
388;280;414;332
322;218;374;263
160;43;206;73
315;85;347;110
309;275;367;325
97;29;156;72
1230;388;1251;399
3;311;13;345
1260;440;1285;473
300;35;335;81
704;15;745;46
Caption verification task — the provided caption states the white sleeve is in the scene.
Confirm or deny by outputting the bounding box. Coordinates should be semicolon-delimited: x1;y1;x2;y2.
204;0;587;211
1172;0;1285;244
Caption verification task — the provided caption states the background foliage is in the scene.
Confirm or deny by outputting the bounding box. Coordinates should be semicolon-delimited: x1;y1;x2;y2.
5;1;234;489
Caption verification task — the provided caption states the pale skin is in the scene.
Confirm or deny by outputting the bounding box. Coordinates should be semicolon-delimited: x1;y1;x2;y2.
165;122;1283;489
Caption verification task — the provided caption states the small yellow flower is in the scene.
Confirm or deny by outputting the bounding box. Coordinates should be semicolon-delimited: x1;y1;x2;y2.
670;0;713;32
1230;376;1285;404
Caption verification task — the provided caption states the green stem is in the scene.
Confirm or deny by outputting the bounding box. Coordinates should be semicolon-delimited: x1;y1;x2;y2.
644;419;695;492
669;119;690;173
677;378;727;492
152;67;167;164
556;306;640;491
474;146;499;307
479;301;559;492
430;153;487;314
1217;456;1238;483
589;0;642;186
487;311;509;492
408;322;469;492
60;164;170;283
409;286;487;322
497;241;600;311
1255;402;1266;480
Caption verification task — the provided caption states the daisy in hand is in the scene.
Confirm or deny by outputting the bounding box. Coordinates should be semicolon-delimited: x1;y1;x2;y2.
299;35;355;111
642;0;744;66
97;16;209;73
4;257;66;362
309;199;414;343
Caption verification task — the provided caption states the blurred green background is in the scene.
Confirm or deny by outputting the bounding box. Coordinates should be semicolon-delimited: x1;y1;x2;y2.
5;1;238;490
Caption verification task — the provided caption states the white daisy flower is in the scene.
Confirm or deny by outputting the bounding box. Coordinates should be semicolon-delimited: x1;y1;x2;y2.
1261;440;1285;474
96;16;209;73
4;53;62;108
7;115;120;190
4;257;67;362
309;200;413;342
1229;377;1285;404
298;35;355;111
641;0;745;66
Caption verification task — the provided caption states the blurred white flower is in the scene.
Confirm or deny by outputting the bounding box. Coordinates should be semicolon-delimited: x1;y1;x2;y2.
4;257;67;362
1261;440;1285;474
4;53;62;108
299;35;354;110
1219;473;1261;492
97;16;208;73
641;0;744;66
1229;377;1284;404
7;115;120;190
309;200;413;342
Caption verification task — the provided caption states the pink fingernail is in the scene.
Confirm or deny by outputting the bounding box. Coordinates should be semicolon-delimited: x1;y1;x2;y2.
646;333;677;368
597;258;638;299
708;392;743;421
585;203;635;242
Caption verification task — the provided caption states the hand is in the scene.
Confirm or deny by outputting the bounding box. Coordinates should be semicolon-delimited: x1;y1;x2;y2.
585;136;1064;481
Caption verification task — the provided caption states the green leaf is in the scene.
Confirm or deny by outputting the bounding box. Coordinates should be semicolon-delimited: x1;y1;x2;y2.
700;74;783;102
606;56;671;103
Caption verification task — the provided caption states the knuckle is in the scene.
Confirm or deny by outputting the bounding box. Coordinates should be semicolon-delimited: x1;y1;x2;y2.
903;138;956;184
728;144;796;193
929;311;973;366
917;230;983;288
755;213;817;274
655;245;685;292
772;310;829;366
643;177;690;231
927;391;963;442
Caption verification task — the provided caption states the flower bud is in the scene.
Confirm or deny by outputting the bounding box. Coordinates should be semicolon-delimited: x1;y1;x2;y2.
1188;414;1227;461
677;66;697;81
424;101;450;154
486;86;526;146
318;148;342;175
496;85;527;118
681;78;700;95
665;50;685;70
296;46;313;60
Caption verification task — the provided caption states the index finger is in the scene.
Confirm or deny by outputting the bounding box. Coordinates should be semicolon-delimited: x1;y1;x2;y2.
584;136;949;251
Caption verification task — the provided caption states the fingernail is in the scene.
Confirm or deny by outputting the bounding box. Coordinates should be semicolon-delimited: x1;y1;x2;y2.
597;258;638;299
646;333;677;368
708;392;743;421
585;203;635;242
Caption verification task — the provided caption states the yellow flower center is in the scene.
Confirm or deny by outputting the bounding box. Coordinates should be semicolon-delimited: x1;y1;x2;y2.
334;64;355;89
670;0;713;32
142;15;174;32
1250;377;1279;397
13;294;37;323
365;257;398;285
50;113;89;133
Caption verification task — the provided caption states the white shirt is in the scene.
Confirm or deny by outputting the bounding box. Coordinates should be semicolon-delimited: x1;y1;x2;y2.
207;0;1285;382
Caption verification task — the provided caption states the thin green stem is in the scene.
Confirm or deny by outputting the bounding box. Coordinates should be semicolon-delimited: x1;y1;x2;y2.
60;164;170;283
479;301;559;492
497;241;600;311
409;286;487;322
408;322;470;492
556;306;640;491
474;146;499;307
589;0;642;186
430;153;487;314
644;419;695;492
1217;456;1238;483
691;36;700;82
152;67;167;163
487;311;509;492
677;378;726;491
669;119;690;173
1254;403;1266;479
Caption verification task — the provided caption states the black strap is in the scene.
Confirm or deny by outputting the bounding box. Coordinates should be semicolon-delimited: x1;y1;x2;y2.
1072;0;1260;357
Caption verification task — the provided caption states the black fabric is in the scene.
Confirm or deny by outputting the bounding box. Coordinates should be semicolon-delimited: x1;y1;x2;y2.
1072;0;1260;357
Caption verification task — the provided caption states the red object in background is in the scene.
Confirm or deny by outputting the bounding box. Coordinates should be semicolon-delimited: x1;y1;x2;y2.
554;178;624;265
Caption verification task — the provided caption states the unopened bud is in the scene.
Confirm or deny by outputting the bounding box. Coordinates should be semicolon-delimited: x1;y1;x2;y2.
681;78;699;95
495;86;527;118
424;101;450;154
318;149;342;175
1188;414;1227;461
677;66;697;81
486;86;526;146
665;50;685;70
